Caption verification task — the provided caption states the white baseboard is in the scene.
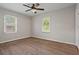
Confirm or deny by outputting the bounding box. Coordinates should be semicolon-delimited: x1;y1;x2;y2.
0;36;30;43
32;36;76;46
0;35;77;47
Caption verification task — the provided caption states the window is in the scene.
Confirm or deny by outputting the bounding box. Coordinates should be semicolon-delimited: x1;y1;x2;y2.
42;16;50;32
4;15;17;33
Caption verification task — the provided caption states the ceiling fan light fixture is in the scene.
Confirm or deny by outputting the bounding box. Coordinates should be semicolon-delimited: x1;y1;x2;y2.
31;9;37;13
23;3;44;14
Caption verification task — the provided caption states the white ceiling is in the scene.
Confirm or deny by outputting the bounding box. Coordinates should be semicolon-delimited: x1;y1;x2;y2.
0;3;75;16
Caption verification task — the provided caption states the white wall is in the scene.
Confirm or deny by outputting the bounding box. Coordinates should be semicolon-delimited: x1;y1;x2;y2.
0;8;31;43
32;6;75;45
76;4;79;48
0;5;76;46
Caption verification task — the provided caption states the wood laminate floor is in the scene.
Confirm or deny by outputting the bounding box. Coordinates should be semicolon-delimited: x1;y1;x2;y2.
0;37;78;55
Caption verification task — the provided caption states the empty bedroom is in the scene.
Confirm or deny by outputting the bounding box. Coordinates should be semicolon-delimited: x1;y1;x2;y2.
0;3;79;55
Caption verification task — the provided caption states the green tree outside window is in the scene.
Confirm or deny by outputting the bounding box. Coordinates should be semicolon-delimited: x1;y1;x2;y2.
42;16;50;32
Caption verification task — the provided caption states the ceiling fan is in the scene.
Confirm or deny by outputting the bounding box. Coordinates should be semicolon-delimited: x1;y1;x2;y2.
23;3;44;14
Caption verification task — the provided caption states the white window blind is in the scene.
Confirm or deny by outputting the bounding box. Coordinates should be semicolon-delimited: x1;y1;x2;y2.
4;15;17;33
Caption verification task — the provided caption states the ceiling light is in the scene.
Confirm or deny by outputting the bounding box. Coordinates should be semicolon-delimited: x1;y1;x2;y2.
31;9;37;13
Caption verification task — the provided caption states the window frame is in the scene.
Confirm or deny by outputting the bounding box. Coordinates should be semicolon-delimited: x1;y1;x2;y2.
42;16;50;33
4;15;17;33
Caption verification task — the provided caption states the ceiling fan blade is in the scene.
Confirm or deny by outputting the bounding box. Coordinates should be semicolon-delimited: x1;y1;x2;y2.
25;9;32;12
36;8;44;10
23;4;31;8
